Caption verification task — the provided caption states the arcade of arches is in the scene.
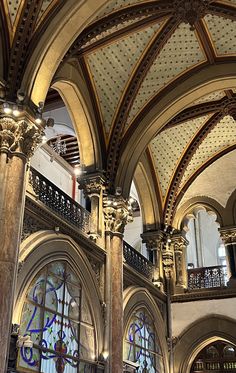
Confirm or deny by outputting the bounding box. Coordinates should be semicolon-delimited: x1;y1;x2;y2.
2;1;236;372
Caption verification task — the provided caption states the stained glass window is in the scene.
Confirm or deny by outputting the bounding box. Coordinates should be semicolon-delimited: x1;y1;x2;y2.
124;308;164;372
17;261;97;373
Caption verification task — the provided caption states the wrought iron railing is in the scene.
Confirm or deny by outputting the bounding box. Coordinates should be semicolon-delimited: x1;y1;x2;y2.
123;241;154;280
188;265;227;290
29;167;90;233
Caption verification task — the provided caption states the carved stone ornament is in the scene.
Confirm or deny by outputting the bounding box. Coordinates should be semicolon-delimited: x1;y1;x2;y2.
141;231;165;251
78;173;106;197
103;196;133;234
162;250;174;278
173;0;211;29
0;116;43;158
220;227;236;245
171;234;188;253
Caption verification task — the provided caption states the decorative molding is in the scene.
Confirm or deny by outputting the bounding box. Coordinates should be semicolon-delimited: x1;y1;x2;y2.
0;116;43;158
21;213;48;242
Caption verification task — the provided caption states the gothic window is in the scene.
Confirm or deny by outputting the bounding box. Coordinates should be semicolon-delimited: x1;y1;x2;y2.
191;341;236;372
124;307;164;372
17;261;96;373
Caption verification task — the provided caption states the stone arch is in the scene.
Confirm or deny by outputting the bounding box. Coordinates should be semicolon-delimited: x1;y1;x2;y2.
14;230;104;358
173;196;224;232
51;62;104;171
224;188;236;226
174;315;236;373
116;64;236;197
21;0;109;105
123;286;169;373
134;156;160;231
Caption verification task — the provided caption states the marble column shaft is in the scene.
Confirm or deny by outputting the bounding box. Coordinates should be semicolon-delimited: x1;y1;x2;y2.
0;115;43;373
103;196;132;372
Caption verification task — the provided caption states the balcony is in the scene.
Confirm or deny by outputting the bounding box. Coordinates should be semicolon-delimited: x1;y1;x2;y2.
29;167;90;234
123;241;154;280
188;265;227;290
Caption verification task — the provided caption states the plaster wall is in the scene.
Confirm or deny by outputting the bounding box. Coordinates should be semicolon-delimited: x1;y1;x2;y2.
172;297;236;337
124;216;143;251
31;147;80;202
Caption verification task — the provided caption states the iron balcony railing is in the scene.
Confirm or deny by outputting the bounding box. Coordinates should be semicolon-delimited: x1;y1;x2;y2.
123;241;154;280
188;265;227;290
29;167;90;233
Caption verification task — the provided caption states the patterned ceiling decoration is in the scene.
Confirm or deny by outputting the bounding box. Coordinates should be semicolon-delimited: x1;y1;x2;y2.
204;14;236;55
96;0;151;19
86;21;164;134
190;90;226;106
4;0;22;28
126;23;206;127
82;14;150;49
149;114;212;199
223;0;236;5
179;115;236;190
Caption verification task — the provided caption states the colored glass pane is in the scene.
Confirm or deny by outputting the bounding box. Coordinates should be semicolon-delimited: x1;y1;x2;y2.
124;308;164;373
17;261;96;373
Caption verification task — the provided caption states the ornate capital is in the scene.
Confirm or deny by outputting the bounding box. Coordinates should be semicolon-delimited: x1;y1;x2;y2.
173;0;211;29
0;116;43;159
141;230;165;251
103;195;133;234
78;172;106;197
220;227;236;245
171;233;188;253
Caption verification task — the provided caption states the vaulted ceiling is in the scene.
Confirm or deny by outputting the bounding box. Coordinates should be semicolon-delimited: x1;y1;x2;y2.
1;0;236;227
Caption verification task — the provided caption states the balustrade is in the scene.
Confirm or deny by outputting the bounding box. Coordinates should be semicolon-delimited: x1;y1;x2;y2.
188;265;227;290
29;168;90;233
123;241;154;280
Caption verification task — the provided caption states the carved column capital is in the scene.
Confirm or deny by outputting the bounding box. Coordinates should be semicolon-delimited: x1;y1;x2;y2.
0;115;44;159
220;227;236;245
78;172;106;197
103;195;133;234
141;230;165;251
171;233;189;253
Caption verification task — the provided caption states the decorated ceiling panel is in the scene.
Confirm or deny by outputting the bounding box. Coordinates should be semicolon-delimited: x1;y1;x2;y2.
4;0;22;27
204;14;236;56
150;114;212;199
179;115;236;189
126;23;206;127
190;90;226;106
83;15;149;49
86;21;163;134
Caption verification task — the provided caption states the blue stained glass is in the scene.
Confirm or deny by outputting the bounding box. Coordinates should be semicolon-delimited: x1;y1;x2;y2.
125;308;164;373
45;274;64;314
17;261;96;373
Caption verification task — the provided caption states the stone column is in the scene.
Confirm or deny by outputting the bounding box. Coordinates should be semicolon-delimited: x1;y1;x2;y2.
79;173;106;241
103;195;132;372
0;113;44;373
141;231;165;290
220;227;236;287
171;233;188;293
